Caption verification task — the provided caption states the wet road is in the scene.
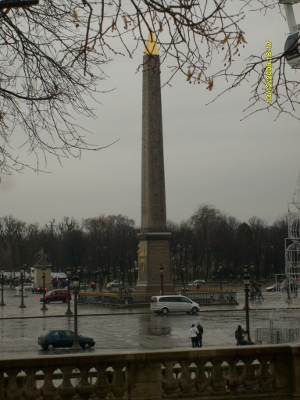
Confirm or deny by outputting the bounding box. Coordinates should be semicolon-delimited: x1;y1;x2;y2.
0;289;299;358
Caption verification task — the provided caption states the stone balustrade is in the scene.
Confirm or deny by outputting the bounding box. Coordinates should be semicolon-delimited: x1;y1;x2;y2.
1;343;299;399
78;289;238;307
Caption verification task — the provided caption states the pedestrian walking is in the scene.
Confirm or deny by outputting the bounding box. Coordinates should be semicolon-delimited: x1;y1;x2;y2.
235;325;247;346
189;324;199;348
196;322;204;347
255;284;264;301
258;286;264;300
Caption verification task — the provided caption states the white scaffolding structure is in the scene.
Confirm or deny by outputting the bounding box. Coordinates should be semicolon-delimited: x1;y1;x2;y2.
285;171;300;279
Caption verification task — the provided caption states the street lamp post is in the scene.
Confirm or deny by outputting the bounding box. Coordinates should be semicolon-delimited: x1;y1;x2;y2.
65;267;73;315
159;264;164;295
182;266;186;292
0;268;5;306
134;261;138;286
40;266;48;311
72;270;81;350
250;263;255;300
121;270;124;289
243;267;253;344
19;266;26;308
218;264;223;291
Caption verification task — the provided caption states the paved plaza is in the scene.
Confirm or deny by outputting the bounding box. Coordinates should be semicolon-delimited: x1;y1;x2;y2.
0;288;299;358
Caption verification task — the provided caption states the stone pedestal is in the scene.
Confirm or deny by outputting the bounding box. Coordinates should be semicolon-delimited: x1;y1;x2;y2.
137;232;173;293
127;362;162;400
33;265;51;288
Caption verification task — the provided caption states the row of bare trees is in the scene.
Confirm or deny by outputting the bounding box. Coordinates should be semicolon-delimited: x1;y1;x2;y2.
0;205;287;285
169;205;287;283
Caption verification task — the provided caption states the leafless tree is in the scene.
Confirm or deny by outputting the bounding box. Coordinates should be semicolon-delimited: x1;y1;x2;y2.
214;1;300;121
0;0;297;174
0;0;111;174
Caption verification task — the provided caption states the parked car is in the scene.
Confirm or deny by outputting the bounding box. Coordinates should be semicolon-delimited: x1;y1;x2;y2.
40;289;71;303
32;285;47;294
188;280;206;286
79;283;89;290
38;329;95;351
150;295;200;315
106;280;123;289
68;282;89;291
14;283;34;291
266;283;281;292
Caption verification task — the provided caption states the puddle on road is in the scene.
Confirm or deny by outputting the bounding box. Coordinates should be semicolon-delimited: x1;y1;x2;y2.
148;327;171;336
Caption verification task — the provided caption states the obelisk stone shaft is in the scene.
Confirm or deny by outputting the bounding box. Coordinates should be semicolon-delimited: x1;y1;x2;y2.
137;36;174;294
141;54;166;232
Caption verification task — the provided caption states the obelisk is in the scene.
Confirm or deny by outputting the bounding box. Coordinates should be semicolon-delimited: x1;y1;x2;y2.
136;33;174;293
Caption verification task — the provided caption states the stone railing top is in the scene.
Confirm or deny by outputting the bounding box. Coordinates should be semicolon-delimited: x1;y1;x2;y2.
1;343;299;368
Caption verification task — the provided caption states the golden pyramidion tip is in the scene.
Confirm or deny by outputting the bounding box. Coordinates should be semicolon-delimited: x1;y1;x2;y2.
144;32;159;55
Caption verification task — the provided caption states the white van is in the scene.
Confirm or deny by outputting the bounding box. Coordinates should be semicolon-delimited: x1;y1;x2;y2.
150;295;200;315
14;282;34;291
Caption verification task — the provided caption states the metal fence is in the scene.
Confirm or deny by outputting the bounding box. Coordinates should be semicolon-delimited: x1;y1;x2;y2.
255;327;300;344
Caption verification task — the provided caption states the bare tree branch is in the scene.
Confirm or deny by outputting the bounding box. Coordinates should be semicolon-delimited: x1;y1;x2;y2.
0;0;298;174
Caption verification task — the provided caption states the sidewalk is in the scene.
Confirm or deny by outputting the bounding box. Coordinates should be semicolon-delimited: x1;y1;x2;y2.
1;289;299;319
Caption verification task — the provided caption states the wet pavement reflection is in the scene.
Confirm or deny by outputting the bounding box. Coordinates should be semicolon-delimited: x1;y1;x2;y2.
0;289;299;358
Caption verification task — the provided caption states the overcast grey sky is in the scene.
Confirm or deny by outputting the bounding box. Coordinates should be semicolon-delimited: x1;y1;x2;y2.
1;4;300;227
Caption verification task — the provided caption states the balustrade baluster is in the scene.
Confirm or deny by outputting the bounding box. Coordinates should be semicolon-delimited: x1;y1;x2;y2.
92;366;111;399
6;368;23;400
76;366;94;400
195;360;211;394
58;366;77;400
242;358;258;392
210;358;227;394
22;368;40;400
0;371;5;400
111;365;127;398
178;360;194;394
257;356;274;391
226;359;242;393
40;367;58;400
162;361;179;395
270;353;292;393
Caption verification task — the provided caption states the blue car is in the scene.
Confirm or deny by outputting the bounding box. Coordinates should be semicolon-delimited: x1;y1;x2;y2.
38;329;95;351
